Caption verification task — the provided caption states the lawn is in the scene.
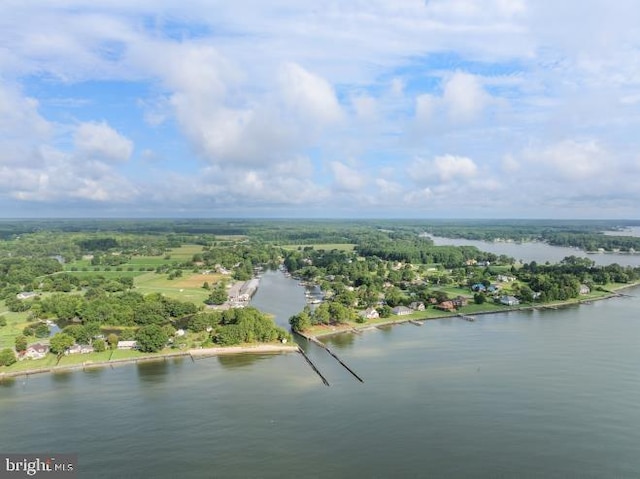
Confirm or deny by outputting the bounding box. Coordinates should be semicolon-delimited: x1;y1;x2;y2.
134;272;213;303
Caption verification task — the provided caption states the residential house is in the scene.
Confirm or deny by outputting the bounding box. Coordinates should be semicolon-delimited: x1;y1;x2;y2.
452;296;468;308
436;301;456;312
579;284;591;295
17;291;37;300
471;283;486;292
500;295;520;306
24;343;49;360
66;344;94;355
409;302;425;311
392;306;413;316
497;275;516;283
117;340;138;350
359;307;379;320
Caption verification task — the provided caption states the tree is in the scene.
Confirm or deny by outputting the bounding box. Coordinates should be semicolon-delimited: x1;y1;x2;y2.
93;338;106;352
289;310;312;332
15;335;27;352
136;325;168;353
205;283;228;305
0;348;16;366
473;293;486;305
49;333;74;354
107;333;119;350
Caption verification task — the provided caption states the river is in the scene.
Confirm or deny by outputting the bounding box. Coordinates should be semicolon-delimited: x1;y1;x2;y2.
428;235;640;267
1;270;640;478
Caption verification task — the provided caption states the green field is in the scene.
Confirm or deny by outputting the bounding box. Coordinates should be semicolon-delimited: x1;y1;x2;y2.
134;272;213;303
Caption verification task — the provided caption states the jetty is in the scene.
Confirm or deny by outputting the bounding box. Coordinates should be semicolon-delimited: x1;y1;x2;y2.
409;319;423;326
307;336;364;383
297;346;330;386
457;314;476;322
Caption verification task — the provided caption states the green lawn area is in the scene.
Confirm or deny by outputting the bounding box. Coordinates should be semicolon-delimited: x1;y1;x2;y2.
134;272;210;303
0;303;33;350
165;244;204;261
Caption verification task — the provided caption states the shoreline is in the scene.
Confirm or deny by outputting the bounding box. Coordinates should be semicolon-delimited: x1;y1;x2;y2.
0;344;299;380
300;281;640;340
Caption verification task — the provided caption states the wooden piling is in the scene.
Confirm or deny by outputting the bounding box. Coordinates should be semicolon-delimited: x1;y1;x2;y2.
297;347;330;387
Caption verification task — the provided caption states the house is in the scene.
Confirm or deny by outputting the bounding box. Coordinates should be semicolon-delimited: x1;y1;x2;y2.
392;306;413;316
16;291;37;300
436;301;456;312
579;284;591;295
409;302;425;311
452;296;468;308
24;343;49;360
66;344;94;355
359;307;379;320
117;340;138;350
497;275;516;283
500;295;520;306
471;283;486;292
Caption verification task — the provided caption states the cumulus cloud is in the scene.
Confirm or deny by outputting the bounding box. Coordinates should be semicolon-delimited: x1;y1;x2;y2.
279;62;343;127
442;72;491;122
74;121;133;163
409;155;479;183
330;161;366;192
524;139;609;180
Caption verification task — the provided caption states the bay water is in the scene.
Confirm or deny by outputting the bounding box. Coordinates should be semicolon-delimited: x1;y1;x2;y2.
1;270;640;478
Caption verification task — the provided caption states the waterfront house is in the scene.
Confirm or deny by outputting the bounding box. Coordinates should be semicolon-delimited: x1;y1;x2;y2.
452;296;468;308
579;284;591;295
359;307;380;320
436;301;456;312
117;340;138;350
66;344;94;355
24;343;49;360
409;302;425;311
500;295;520;306
392;306;413;316
471;283;486;292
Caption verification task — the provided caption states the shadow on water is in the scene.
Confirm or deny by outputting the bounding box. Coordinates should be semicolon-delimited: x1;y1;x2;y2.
323;332;356;349
136;360;171;383
51;371;74;384
0;376;17;388
216;353;263;369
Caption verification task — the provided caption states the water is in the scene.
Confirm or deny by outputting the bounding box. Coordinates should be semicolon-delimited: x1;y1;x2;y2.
2;272;640;478
429;235;640;267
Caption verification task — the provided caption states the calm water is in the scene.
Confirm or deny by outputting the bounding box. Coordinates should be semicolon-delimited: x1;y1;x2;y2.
429;235;640;267
2;271;640;478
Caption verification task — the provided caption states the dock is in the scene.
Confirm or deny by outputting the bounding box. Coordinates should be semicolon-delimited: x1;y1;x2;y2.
408;320;423;326
457;314;476;322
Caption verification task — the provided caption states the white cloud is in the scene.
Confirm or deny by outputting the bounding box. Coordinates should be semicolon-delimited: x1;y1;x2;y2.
409;155;479;183
330;161;366;192
280;62;343;126
442;72;491;123
524;139;609;180
74;121;133;163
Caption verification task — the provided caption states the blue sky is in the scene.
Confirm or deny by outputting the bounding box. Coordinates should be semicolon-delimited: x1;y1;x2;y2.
1;0;639;218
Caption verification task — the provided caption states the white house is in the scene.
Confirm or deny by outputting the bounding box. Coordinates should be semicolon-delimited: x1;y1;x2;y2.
117;340;138;350
24;343;49;360
579;284;591;295
66;344;94;355
409;302;425;311
392;306;413;316
359;307;379;320
500;295;520;306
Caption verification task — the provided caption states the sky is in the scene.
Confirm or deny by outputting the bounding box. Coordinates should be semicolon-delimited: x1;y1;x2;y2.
1;0;639;219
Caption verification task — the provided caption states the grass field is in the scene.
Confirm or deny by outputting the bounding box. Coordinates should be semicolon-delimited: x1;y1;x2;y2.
134;272;216;303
